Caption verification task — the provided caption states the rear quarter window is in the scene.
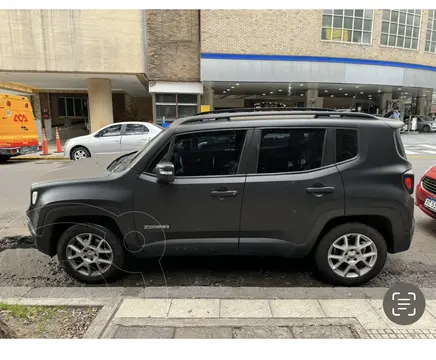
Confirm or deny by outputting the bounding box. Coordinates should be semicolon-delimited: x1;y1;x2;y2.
336;129;358;163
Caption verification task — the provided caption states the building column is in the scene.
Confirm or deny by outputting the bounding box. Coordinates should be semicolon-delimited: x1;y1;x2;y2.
151;93;157;124
416;96;426;115
124;93;138;121
305;89;323;107
87;78;114;133
379;93;392;115
202;87;214;110
424;91;433;115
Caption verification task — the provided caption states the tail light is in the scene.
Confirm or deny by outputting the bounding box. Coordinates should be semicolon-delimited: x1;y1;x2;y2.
403;169;415;194
24;103;28;108
6;101;11;107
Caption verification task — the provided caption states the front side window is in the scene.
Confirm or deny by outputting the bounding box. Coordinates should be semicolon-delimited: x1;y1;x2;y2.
380;9;421;50
257;128;326;174
99;124;122;137
125;124;149;135
146;130;247;177
336;129;358;163
321;9;373;44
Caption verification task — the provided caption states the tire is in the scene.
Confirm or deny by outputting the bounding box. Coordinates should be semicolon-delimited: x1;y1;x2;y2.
0;155;10;163
71;146;91;160
314;223;387;286
57;223;125;284
423;125;430;133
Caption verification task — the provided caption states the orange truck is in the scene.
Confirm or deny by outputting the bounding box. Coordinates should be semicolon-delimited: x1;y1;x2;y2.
0;94;40;162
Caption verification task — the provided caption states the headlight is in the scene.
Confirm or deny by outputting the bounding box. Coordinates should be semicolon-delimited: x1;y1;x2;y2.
32;191;38;205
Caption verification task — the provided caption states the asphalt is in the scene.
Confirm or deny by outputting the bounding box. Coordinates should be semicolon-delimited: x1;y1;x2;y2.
1;133;436;288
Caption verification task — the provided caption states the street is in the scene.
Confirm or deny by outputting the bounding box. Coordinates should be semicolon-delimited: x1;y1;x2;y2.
1;132;436;288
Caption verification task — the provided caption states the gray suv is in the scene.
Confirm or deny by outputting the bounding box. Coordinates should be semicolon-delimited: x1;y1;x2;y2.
26;108;415;286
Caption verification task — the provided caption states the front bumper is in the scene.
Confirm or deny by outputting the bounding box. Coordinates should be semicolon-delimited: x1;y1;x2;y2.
26;208;54;257
416;181;436;219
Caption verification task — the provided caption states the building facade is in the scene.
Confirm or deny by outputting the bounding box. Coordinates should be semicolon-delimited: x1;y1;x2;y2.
1;9;436;137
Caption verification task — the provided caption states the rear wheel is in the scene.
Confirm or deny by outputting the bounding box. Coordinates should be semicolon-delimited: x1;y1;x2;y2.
423;125;430;133
71;146;90;160
0;155;10;163
57;223;125;284
314;223;387;286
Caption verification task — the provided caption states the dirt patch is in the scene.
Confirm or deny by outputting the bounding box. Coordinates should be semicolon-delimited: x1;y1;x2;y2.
0;304;100;338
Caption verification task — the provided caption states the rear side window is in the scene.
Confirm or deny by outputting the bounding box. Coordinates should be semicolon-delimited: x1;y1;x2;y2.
257;128;326;174
336;129;358;163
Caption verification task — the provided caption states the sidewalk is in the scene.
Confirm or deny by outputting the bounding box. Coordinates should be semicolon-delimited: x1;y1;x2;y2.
2;286;436;339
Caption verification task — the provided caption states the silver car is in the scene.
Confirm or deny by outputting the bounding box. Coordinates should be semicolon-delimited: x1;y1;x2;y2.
415;115;436;132
64;121;163;160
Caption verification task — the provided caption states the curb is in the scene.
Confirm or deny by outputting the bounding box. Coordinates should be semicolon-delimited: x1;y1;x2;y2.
10;156;69;161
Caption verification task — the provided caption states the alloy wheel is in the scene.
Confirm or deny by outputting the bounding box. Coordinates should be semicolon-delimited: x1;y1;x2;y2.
327;233;378;278
73;149;88;160
66;233;114;277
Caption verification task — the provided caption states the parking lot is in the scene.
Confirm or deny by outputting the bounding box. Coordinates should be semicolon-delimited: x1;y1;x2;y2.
1;132;436;288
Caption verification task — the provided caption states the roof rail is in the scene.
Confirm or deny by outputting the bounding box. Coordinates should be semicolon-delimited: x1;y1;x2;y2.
174;110;379;126
196;107;336;115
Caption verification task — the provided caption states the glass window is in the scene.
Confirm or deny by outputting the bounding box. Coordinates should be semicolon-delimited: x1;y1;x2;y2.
321;9;373;44
177;94;197;104
74;99;82;116
125;124;148;135
145;142;171;174
58;98;66;117
99;124;122;137
381;9;421;49
425;10;436;53
156;94;176;103
155;93;199;123
257;128;326;174
156;104;177;121
165;130;247;177
66;99;74;117
336;129;358;163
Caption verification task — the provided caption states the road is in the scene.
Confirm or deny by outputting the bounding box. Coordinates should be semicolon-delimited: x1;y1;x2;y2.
1;133;436;288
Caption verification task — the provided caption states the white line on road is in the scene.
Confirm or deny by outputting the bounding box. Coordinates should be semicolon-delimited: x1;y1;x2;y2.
405;150;418;155
422;150;436;154
419;144;436;150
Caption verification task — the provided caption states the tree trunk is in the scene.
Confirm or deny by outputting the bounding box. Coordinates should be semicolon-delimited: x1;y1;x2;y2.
0;319;16;339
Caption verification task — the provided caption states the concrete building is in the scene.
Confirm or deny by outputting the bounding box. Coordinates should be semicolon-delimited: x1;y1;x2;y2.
1;9;436;137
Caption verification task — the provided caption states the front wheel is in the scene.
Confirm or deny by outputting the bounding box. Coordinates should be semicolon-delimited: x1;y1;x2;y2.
57;223;125;284
314;223;387;286
71;146;91;160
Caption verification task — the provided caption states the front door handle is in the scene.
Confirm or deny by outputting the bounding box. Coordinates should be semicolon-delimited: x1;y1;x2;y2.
210;190;238;199
306;186;335;194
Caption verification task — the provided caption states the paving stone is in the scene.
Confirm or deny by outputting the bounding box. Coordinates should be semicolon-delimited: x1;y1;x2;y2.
115;299;171;318
114;326;175;339
168;299;220;318
269;300;325;318
174;327;233;339
291;325;360;339
232;326;293;339
319;299;390;329
220;300;272;318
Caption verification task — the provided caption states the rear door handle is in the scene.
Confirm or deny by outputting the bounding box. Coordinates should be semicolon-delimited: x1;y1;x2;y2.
210;190;238;199
306;186;335;194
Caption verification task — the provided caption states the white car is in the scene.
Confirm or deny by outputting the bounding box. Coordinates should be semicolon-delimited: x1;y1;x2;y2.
64;121;163;160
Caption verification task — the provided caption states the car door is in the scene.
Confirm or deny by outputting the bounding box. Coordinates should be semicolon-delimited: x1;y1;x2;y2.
132;128;253;257
120;123;151;152
91;124;122;154
239;127;345;257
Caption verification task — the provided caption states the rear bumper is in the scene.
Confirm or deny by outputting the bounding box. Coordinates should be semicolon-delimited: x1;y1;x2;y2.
0;146;39;157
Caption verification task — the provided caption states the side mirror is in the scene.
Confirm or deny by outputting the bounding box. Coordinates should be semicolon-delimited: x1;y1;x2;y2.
93;132;101;138
155;162;175;184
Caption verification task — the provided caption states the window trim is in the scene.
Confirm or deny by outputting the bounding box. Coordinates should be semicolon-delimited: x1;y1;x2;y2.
142;128;253;178
424;10;436;54
247;127;330;176
335;127;360;165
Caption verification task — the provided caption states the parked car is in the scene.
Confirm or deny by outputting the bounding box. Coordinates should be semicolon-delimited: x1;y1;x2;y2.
63;121;163;160
415;115;436;132
416;165;436;219
26;108;415;286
